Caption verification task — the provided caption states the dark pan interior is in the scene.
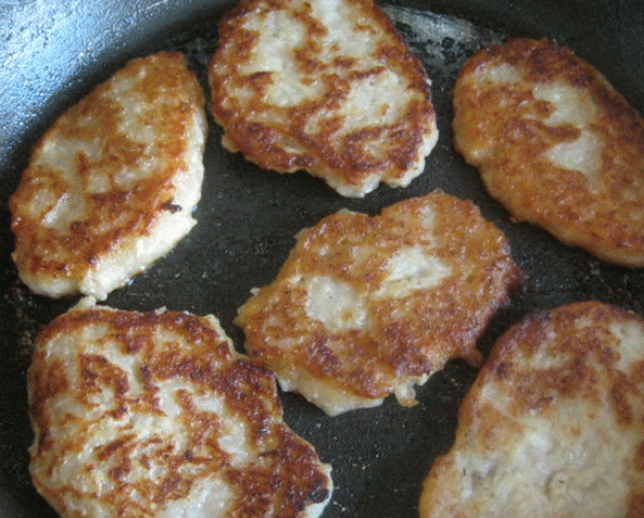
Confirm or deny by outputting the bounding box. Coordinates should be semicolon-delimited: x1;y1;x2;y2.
2;1;644;517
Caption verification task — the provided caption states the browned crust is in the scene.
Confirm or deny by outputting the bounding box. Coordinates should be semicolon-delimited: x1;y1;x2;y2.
470;302;642;422
208;0;436;192
236;191;521;402
453;38;644;266
10;52;205;288
28;307;331;518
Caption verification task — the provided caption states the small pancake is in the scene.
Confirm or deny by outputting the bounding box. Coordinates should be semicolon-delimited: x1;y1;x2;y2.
10;51;207;299
235;191;521;415
28;299;333;518
208;0;438;197
453;38;644;266
420;301;644;518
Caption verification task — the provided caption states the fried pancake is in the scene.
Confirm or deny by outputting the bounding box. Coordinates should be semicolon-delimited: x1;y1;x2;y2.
10;52;207;300
28;299;332;518
235;191;521;415
420;301;644;518
208;0;438;198
453;38;644;266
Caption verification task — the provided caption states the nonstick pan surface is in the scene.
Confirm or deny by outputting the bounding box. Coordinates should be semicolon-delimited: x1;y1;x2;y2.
2;1;644;517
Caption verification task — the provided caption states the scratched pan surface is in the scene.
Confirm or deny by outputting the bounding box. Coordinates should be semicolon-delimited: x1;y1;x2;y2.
1;0;644;516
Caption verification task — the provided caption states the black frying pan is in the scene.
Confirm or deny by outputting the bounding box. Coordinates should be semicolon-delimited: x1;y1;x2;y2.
2;1;644;517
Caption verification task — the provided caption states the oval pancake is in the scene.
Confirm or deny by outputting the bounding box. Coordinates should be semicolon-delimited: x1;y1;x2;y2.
10;51;207;300
453;38;644;266
420;301;644;518
28;299;332;518
208;0;438;198
235;191;521;415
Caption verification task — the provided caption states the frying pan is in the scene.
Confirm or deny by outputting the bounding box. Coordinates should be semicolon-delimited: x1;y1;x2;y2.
2;0;644;516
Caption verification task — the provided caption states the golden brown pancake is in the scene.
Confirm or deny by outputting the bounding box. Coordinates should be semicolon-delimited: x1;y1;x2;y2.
28;299;332;518
10;52;207;299
235;191;521;415
420;301;644;518
453;38;644;266
208;0;438;197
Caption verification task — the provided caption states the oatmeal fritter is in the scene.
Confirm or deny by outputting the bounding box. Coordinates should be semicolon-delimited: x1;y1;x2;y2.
420;301;644;518
28;300;333;518
453;38;644;266
10;52;207;300
208;0;438;197
235;191;521;415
